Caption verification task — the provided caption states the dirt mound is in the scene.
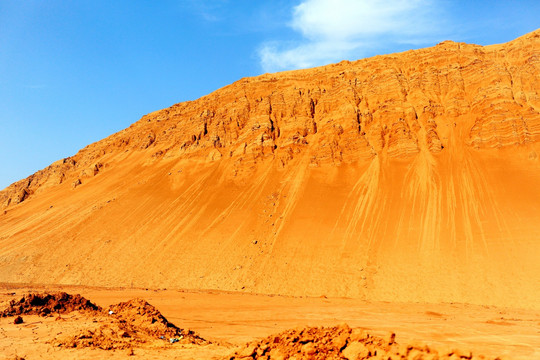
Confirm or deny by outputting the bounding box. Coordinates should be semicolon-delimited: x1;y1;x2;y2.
54;297;207;350
107;298;181;338
1;292;100;317
227;324;496;360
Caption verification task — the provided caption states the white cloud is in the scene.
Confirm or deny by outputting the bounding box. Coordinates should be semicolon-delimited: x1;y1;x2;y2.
258;0;445;73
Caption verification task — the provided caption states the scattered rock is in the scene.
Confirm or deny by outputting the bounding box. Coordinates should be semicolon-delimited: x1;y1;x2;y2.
57;326;135;350
227;324;495;360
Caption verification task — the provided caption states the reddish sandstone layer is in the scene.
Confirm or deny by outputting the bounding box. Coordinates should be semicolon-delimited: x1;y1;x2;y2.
0;30;539;308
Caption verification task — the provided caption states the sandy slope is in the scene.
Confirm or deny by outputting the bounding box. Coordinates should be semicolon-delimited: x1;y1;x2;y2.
0;30;539;309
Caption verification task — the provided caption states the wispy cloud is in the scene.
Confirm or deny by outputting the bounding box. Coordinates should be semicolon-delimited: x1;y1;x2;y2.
258;0;447;73
184;0;229;22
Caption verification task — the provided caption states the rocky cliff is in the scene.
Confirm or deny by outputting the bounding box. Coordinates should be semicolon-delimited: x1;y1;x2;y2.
1;30;539;308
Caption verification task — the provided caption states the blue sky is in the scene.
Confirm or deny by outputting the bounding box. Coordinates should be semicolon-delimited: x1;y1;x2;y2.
0;0;538;190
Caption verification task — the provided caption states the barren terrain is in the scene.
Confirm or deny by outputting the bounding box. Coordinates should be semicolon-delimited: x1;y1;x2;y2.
1;285;539;359
0;30;539;359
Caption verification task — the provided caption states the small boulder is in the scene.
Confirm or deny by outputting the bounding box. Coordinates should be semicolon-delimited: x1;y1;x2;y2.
385;331;396;345
301;342;316;355
72;179;82;189
235;343;257;358
342;341;370;360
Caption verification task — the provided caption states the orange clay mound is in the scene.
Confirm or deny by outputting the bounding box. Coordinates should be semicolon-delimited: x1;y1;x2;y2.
107;298;206;344
227;324;493;360
1;292;100;317
52;297;206;350
1;30;540;309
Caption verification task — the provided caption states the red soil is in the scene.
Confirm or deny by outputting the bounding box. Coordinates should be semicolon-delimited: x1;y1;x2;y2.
229;324;494;360
0;292;100;317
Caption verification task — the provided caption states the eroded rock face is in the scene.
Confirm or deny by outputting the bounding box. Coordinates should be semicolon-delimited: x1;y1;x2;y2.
0;31;539;308
2;31;538;208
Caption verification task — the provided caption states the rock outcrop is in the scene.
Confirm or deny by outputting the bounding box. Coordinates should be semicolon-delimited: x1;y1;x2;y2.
0;30;539;309
2;31;539;209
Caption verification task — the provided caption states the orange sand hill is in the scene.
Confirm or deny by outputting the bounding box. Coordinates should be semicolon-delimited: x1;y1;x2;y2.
0;30;539;309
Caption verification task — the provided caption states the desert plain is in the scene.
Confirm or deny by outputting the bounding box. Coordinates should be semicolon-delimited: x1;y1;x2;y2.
1;30;540;359
1;285;540;359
